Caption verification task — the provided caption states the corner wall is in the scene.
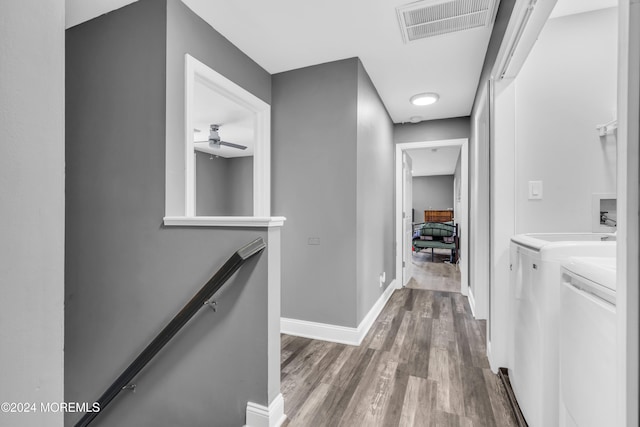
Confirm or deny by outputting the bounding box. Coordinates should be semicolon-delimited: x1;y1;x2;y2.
0;1;65;425
273;58;395;330
356;60;395;325
272;59;359;327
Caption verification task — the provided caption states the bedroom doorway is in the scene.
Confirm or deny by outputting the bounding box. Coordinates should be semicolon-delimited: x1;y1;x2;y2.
395;138;469;295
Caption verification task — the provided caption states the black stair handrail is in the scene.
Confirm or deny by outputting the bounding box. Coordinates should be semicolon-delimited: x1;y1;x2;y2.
74;237;267;427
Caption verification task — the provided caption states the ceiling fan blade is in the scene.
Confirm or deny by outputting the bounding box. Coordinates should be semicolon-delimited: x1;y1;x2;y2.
220;140;247;150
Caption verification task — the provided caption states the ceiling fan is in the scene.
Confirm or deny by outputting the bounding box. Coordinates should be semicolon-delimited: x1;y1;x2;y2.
195;124;247;150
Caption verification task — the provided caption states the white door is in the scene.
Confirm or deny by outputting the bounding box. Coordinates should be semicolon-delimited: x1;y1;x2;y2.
403;152;413;286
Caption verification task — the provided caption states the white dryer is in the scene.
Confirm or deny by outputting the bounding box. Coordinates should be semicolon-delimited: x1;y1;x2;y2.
560;257;616;427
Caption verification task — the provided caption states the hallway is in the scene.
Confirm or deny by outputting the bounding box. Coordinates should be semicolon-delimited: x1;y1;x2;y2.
280;264;517;426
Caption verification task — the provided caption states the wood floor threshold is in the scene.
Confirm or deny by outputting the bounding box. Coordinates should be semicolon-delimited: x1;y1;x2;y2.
498;367;528;427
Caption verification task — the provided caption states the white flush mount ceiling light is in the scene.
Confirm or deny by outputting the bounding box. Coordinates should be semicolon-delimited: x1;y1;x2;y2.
410;92;439;106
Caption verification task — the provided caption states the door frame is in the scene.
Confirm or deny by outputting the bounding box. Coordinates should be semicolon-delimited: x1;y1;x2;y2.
401;152;413;287
395;138;469;295
617;2;639;425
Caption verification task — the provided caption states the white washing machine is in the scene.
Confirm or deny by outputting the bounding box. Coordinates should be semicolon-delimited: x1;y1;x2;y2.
509;233;615;427
560;257;616;427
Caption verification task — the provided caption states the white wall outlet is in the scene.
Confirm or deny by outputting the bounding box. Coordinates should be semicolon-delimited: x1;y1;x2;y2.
379;272;386;287
308;237;320;245
528;181;543;200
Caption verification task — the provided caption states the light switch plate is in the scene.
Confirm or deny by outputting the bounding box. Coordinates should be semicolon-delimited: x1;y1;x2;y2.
528;181;543;200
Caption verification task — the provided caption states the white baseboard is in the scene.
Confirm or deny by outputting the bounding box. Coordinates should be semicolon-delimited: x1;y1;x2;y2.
486;341;500;374
245;393;286;427
281;279;397;346
356;279;398;344
468;287;476;318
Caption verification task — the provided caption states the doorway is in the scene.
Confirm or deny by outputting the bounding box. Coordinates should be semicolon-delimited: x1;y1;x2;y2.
395;138;469;296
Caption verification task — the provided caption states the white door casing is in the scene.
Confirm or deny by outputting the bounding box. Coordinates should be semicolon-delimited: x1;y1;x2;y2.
395;139;469;295
403;152;413;286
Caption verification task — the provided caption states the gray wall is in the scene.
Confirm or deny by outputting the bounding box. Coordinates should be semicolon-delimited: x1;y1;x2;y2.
228;156;254;216
65;1;274;426
394;117;471;143
355;60;395;324
412;175;455;219
273;58;395;328
196;151;229;216
0;1;65;426
272;58;359;327
196;153;253;216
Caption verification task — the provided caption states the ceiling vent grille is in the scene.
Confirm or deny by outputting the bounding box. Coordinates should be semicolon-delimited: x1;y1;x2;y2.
396;0;498;43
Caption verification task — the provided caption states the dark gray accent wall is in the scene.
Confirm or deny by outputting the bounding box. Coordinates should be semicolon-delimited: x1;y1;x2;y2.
412;175;455;217
196;153;253;216
65;1;272;426
394;117;471;143
272;59;359;327
355;60;395;324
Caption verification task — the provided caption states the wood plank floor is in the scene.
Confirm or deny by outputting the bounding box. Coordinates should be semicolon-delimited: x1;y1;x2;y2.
408;250;461;293
280;288;516;426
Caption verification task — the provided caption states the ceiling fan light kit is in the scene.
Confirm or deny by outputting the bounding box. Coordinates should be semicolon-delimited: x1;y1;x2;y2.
195;124;248;151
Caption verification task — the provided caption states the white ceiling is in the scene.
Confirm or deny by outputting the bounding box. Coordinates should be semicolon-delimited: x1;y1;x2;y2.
66;0;498;124
550;0;617;19
181;0;496;124
406;146;461;177
66;0;137;28
192;79;255;158
65;0;617;125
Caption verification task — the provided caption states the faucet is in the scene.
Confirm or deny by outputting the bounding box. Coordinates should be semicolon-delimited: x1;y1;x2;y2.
600;211;617;227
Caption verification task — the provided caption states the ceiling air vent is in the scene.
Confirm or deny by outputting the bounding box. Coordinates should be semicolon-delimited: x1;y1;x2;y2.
396;0;499;43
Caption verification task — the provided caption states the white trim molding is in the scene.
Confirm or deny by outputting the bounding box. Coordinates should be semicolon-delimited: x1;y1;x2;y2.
617;2;640;425
163;216;286;228
245;394;286;427
467;287;477;318
167;53;271;218
281;280;398;346
395;139;470;297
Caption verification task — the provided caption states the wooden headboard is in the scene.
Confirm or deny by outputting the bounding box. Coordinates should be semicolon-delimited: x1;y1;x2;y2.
424;210;454;223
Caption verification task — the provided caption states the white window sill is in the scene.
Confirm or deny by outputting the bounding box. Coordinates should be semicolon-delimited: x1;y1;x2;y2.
163;216;286;228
